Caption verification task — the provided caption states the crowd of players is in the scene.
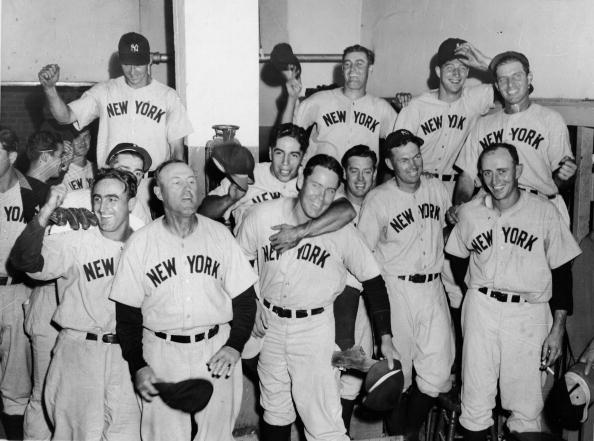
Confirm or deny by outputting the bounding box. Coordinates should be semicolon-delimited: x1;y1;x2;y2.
0;30;592;441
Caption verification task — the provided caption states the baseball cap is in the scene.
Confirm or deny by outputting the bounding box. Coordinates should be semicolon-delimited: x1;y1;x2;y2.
118;32;150;66
385;129;424;152
546;361;594;429
154;378;213;413
437;38;467;66
489;51;530;75
270;43;301;73
363;359;404;411
211;143;255;192
107;143;152;172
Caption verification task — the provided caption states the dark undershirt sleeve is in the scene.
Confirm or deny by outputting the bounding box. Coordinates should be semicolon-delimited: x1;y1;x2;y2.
225;286;257;352
115;302;147;376
9;216;46;273
550;262;573;314
362;275;392;338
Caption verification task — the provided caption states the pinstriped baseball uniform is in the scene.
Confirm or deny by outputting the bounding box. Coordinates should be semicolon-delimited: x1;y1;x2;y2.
61;162;94;191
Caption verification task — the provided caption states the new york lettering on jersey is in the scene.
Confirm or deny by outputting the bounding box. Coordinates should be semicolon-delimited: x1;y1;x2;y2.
389;203;442;233
470;226;538;254
322;109;380;133
250;191;282;204
3;205;26;223
83;257;115;282
67;177;93;191
420;114;467;136
146;254;221;288
478;127;545;150
106;100;166;123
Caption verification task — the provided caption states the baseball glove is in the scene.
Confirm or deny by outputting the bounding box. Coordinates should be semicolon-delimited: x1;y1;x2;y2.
153;378;214;414
49;207;98;230
331;345;376;372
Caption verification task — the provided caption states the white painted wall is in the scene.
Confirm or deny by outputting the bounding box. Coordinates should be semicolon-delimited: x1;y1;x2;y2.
362;0;594;99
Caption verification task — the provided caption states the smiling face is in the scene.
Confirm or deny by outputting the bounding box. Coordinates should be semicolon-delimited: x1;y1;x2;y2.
121;63;150;89
154;162;199;217
92;178;132;237
437;58;469;96
344;155;376;199
342;51;371;92
386;142;423;191
110;152;145;184
298;165;340;220
495;60;532;108
479;147;522;209
269;135;303;182
72;130;91;157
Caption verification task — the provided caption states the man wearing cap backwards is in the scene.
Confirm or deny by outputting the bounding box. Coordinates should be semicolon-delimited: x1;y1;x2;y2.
20;142;152;439
454;51;576;225
199;123;305;233
358;129;455;440
10;168;142;441
110;160;258;441
236;153;397;441
445;143;580;440
281;44;397;165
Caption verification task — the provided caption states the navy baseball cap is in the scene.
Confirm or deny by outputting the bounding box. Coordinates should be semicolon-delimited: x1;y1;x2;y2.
363;359;404;411
107;143;152;172
385;129;424;152
270;43;301;72
212;143;255;192
119;32;150;66
437;38;467;66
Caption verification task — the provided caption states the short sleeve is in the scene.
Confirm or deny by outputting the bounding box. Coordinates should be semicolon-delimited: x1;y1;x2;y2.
393;101;421;133
294;96;318;130
544;111;572;170
68;84;102;131
166;91;193;142
466;84;494;116
109;237;146;308
218;228;258;298
357;192;385;251
445;222;470;259
28;232;76;281
544;205;581;269
340;227;381;282
455;122;481;180
235;206;260;261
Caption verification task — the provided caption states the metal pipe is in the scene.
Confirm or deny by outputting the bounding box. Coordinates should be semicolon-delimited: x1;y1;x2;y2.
260;53;342;63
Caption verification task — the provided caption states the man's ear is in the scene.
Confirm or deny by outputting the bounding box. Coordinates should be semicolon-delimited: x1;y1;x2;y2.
8;151;18;166
128;196;137;213
154;185;163;202
435;65;441;79
515;163;523;179
384;157;394;171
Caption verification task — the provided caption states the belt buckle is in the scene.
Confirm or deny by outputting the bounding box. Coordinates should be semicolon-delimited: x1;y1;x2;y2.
102;333;117;344
410;274;425;283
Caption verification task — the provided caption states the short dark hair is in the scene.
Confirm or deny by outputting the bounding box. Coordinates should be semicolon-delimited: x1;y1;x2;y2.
272;123;308;153
478;142;520;170
153;159;187;185
107;149;146;169
92;167;138;199
491;51;530;75
26;131;59;161
303;154;344;182
0;128;19;153
342;45;375;65
341;145;377;170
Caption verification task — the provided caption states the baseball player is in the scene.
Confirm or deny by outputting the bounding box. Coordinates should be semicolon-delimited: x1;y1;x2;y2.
0;128;48;440
25;131;68;184
199;123;305;232
358;129;455;440
281;44;397;164
334;145;377;433
19;142;151;440
110;160;258;441
445;143;581;439
9;168;142;441
61;129;95;191
38;31;193;222
454;51;576;225
236;154;397;441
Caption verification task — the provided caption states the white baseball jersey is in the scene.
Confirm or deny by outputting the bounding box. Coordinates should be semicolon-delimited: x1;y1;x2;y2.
294;88;397;164
0;183;26;277
69;76;193;170
61;161;94;191
26;228;125;332
395;84;493;176
110;215;257;332
209;162;299;231
237;197;380;308
358;176;455;396
456;103;572;196
445;192;581;433
445;192;581;303
358;176;451;278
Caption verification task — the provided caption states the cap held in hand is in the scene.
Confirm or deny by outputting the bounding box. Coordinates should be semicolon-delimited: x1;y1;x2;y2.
153;378;214;414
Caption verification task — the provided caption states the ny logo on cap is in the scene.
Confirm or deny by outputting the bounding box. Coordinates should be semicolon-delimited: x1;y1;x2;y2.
130;44;139;53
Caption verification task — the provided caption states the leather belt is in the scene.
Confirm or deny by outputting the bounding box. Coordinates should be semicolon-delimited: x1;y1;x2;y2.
519;187;556;200
86;333;119;344
397;273;440;283
0;277;16;286
154;325;219;344
431;173;458;182
263;299;324;319
478;287;525;303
